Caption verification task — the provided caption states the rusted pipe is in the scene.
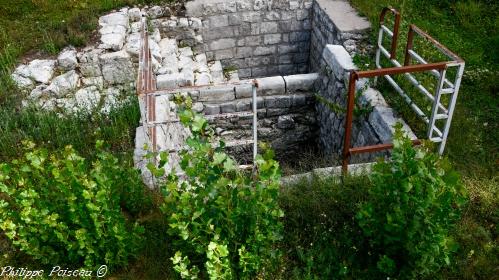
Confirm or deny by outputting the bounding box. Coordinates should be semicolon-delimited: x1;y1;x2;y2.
379;7;401;59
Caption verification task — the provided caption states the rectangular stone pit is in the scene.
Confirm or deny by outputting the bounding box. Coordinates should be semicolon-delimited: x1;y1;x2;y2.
136;0;417;185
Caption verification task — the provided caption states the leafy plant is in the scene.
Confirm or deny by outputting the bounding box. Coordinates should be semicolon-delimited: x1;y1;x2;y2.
356;124;468;278
152;95;283;279
0;141;144;270
315;82;373;120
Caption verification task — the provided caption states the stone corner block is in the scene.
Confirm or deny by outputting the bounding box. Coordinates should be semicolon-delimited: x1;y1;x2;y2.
256;76;285;96
368;105;417;143
235;80;255;99
283;73;319;93
322;45;357;79
198;85;236;102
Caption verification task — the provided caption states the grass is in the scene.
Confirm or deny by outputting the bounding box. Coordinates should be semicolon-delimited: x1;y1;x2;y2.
0;97;141;162
349;0;499;278
278;174;372;279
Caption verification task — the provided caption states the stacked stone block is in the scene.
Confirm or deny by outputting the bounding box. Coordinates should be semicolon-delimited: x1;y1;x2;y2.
309;0;371;73
135;73;319;185
186;0;314;78
316;44;416;163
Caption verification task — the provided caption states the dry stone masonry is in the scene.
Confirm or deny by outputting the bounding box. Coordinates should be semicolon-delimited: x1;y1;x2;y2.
10;0;418;184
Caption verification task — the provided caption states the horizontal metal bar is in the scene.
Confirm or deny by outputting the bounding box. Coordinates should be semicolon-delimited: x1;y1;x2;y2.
434;114;448;120
430;137;443;142
349;139;422;155
409;50;455;88
379;48;449;114
384;74;430;123
355;61;448;79
433;126;443;137
409;24;464;63
381;25;394;37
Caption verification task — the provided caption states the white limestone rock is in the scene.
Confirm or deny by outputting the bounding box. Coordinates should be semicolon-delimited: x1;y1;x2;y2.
56;97;77;112
81;76;104;89
149;39;162;61
99;24;127;36
227;70;239;82
178;47;193;57
101;88;122;114
151;56;162;73
38;98;57;111
148;6;169;19
192;102;204;112
57;47;78;71
151;28;161;43
11;73;34;90
125;32;141;56
78;49;103;77
45;70;80;97
209;61;224;83
195;72;211;86
189;17;202;30
157;74;180;89
128;8;143;22
28;85;47;100
180;70;194;87
99;50;135;85
99;12;129;28
159;38;178;57
178;55;194;72
75;86;101;112
27;59;56;84
178;18;189;27
130;22;142;33
99;33;126;51
13;64;31;77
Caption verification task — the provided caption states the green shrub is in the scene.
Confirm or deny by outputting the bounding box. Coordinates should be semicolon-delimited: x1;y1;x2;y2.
0;141;144;270
356;124;468;278
153;96;283;279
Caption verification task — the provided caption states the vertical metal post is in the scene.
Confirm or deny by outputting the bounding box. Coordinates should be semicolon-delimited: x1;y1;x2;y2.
342;72;358;173
252;81;258;164
404;26;415;66
374;27;384;85
438;63;465;154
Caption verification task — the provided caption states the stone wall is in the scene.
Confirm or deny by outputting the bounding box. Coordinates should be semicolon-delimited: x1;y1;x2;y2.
316;44;416;163
186;0;314;79
309;0;371;73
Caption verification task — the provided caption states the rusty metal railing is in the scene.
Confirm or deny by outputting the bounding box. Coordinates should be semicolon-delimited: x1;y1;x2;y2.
136;17;260;170
342;7;465;173
137;17;157;152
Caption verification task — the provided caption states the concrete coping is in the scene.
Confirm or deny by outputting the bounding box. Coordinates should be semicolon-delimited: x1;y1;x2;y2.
315;0;371;33
152;73;319;99
360;87;418;142
322;44;357;79
280;162;374;186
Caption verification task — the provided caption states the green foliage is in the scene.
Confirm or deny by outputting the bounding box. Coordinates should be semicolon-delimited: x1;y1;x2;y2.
356;124;468;278
0;141;144;271
153;95;283;279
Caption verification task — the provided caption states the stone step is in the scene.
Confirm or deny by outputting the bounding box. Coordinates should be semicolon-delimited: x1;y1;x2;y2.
205;111;254;120
224;139;254;148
